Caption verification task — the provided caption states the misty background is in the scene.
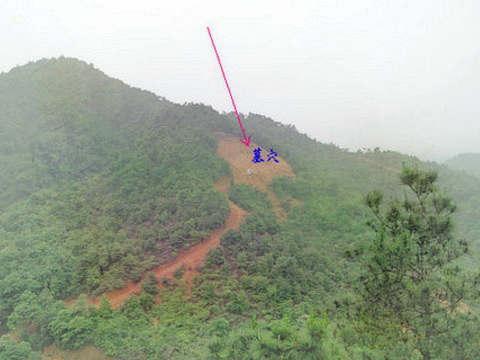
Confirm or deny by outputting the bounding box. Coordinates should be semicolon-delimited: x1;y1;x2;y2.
2;0;479;161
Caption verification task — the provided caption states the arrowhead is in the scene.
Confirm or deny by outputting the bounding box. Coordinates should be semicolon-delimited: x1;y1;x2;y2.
240;135;251;148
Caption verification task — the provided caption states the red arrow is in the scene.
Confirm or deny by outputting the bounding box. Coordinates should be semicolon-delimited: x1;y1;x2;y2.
207;26;251;147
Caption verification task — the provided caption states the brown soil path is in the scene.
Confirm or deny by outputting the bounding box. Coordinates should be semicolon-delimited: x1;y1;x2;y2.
69;134;293;309
216;134;295;219
99;196;246;308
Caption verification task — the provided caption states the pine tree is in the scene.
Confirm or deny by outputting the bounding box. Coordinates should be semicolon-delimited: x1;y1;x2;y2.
362;166;474;359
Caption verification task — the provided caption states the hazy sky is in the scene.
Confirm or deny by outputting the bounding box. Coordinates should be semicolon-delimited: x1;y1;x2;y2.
2;0;480;161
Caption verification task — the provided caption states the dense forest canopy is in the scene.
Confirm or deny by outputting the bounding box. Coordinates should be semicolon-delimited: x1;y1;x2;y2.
0;58;479;359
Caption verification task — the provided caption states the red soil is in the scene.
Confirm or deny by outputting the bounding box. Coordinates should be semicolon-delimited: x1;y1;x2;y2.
68;135;293;309
216;134;294;218
216;135;294;192
98;198;246;308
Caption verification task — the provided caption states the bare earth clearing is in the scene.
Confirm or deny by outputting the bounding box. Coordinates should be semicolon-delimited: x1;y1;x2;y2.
68;135;293;309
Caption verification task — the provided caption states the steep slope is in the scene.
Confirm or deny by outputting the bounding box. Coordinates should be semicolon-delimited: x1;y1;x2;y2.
87;187;246;308
1;58;479;304
1;58;480;358
244;113;480;261
0;58;236;327
78;135;294;308
216;133;295;218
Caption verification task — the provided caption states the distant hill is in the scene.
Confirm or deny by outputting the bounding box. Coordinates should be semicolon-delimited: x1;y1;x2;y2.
445;153;480;178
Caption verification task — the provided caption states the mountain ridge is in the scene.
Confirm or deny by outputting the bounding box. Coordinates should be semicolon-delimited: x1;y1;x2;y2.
445;152;480;179
2;57;480;359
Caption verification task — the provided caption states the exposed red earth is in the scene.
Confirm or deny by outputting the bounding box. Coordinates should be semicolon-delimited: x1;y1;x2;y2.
67;135;293;308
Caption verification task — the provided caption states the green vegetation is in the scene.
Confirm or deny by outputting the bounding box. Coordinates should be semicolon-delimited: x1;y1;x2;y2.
445;153;480;179
363;167;479;359
1;58;480;358
0;336;39;360
0;58;230;306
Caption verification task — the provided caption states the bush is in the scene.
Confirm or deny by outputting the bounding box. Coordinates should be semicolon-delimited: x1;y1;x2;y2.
0;336;39;360
142;273;159;296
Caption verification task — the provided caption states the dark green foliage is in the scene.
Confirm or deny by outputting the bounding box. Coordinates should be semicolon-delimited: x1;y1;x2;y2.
138;293;155;312
206;248;225;267
48;307;94;350
362;166;479;359
228;184;271;212
7;291;63;349
0;58;230;310
207;314;349;359
0;336;39;360
174;266;185;280
1;58;480;359
142;273;159;296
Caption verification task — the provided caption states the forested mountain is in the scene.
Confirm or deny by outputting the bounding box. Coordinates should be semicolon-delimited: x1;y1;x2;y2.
1;58;479;359
445;153;480;179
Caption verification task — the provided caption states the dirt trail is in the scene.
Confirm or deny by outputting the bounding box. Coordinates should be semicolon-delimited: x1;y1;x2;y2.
100;195;246;308
69;134;293;309
216;134;295;218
